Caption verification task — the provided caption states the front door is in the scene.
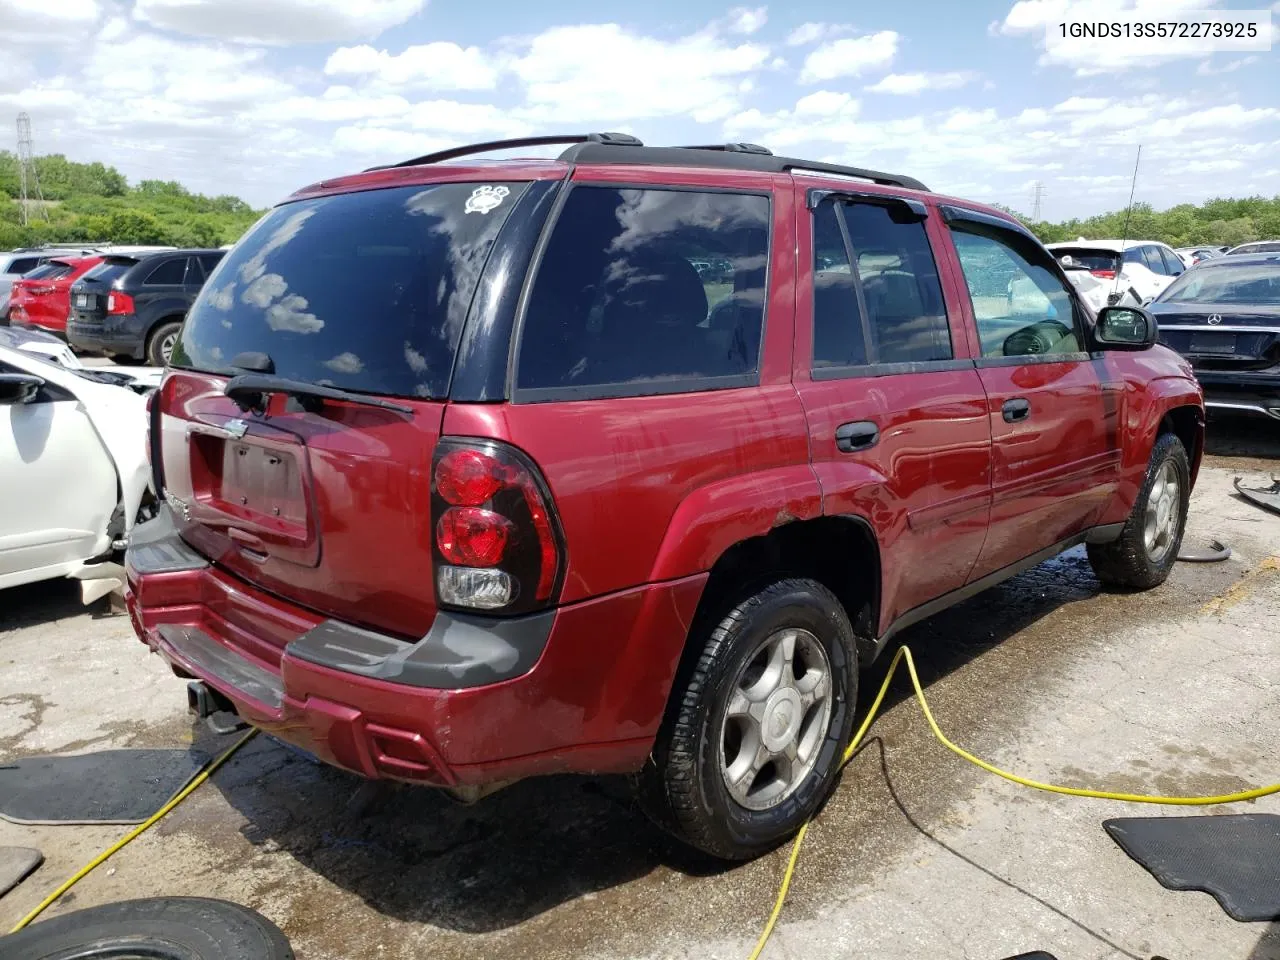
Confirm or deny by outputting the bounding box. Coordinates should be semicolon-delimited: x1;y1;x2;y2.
794;192;992;630
941;208;1120;581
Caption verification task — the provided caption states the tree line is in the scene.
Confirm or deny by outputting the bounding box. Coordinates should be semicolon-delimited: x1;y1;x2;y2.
0;151;262;251
1007;196;1280;248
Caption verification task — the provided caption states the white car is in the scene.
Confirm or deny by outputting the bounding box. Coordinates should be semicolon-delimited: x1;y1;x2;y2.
1225;240;1280;256
0;326;163;393
1046;239;1185;304
0;341;151;601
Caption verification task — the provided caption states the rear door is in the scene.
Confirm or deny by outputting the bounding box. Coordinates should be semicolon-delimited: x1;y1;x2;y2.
940;207;1119;580
156;179;535;648
793;189;992;628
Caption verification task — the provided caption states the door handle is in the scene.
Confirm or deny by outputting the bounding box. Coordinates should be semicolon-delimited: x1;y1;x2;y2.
1002;398;1031;423
836;421;879;453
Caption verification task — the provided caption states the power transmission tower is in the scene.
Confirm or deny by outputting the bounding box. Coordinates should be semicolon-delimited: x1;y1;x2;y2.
1031;180;1046;221
16;112;48;226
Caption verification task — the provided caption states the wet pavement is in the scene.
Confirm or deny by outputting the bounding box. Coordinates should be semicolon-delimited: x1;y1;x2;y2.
1;414;1278;959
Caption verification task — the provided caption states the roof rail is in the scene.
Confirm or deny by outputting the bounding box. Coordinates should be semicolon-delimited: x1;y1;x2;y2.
376;133;644;171
557;142;927;191
679;143;774;155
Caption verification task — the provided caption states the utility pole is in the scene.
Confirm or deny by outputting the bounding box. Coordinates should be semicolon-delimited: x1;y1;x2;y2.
16;112;48;226
1031;180;1046;221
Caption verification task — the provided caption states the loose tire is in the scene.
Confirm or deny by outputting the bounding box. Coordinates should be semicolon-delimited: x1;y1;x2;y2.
0;898;294;960
634;578;858;860
1087;432;1190;590
147;320;183;366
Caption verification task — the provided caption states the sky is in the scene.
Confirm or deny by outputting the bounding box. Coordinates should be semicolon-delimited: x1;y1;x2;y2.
1;0;1277;220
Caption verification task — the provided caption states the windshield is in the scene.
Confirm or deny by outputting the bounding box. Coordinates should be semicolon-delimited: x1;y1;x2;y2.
1052;248;1120;272
1157;261;1280;305
173;181;527;399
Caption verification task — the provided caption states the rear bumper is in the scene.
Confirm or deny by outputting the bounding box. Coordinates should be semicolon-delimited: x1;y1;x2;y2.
1194;371;1280;419
125;508;706;785
68;318;143;358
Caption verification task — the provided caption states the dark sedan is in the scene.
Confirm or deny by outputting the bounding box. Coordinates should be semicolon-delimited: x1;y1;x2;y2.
1150;253;1280;420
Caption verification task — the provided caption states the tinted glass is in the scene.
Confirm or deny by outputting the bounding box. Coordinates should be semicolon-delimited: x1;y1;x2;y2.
951;225;1083;358
1142;246;1167;275
198;253;224;276
7;257;41;275
145;258;188;285
1157;261;1280;305
80;260;136;285
24;261;74;281
1159;247;1184;275
843;203;950;362
517;186;770;395
1122;248;1145;266
811;200;867;368
1054;249;1120;273
174;182;526;399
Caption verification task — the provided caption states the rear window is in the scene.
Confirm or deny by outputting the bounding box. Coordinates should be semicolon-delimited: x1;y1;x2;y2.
515;186;771;398
174;182;527;399
1053;248;1120;273
24;261;74;281
81;259;138;286
144;258;188;285
1157;261;1280;305
6;257;42;276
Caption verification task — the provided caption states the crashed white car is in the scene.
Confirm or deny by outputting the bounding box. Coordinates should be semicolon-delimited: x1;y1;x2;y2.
1045;239;1185;304
0;326;163;393
0;342;151;602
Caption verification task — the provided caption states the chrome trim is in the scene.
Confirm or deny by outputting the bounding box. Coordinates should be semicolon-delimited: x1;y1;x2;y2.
1205;400;1280;420
1157;324;1280;333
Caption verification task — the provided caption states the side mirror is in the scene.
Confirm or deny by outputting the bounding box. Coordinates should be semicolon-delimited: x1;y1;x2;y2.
0;372;45;405
1094;305;1157;351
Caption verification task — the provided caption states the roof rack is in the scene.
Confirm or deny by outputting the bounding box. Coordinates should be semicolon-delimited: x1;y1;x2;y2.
374;133;644;171
367;133;927;192
558;142;928;191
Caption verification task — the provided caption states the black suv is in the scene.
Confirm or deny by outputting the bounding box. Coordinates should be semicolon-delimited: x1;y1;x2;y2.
68;249;225;365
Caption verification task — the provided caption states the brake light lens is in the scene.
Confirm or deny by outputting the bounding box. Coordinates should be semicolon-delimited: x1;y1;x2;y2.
107;291;135;315
1090;269;1117;279
431;439;564;614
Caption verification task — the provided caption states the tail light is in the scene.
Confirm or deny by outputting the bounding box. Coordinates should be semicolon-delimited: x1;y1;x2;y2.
107;291;135;315
1090;269;1117;279
28;284;54;296
431;439;564;614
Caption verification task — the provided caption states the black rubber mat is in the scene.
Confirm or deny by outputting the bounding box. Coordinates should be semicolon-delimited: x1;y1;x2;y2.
0;750;209;826
1105;814;1280;921
0;847;42;899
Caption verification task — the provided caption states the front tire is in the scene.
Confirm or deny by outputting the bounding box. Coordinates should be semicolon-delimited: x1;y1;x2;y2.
1087;432;1190;590
634;578;858;860
147;320;183;366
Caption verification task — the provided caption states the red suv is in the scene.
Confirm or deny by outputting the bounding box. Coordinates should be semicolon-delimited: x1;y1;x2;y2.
125;134;1203;859
9;255;104;335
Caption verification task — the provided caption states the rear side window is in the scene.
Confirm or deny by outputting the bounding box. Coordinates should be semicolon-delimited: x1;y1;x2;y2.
1142;245;1167;275
174;182;527;399
197;253;224;277
145;258;189;285
516;186;770;398
7;257;41;275
810;198;950;370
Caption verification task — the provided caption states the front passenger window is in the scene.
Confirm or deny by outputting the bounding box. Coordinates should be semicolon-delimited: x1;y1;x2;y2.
950;226;1083;359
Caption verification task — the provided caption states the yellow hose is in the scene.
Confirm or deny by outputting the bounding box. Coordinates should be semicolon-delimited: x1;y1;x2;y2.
746;645;1280;959
7;729;258;935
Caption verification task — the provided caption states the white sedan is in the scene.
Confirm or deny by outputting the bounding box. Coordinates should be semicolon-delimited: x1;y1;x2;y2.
0;342;151;602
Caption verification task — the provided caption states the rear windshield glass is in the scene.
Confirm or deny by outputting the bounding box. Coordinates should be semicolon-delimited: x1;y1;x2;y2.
24;261;74;281
173;182;526;399
80;260;137;285
1157;262;1280;305
1052;248;1120;272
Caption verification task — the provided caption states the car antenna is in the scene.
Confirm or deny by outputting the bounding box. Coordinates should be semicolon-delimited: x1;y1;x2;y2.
1115;143;1142;301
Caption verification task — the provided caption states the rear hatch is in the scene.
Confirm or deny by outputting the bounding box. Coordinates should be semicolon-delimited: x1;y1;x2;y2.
1051;246;1122;279
156;178;530;647
70;257;138;324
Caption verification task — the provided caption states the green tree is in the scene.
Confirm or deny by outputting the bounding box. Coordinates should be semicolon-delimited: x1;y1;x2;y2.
96;209;173;245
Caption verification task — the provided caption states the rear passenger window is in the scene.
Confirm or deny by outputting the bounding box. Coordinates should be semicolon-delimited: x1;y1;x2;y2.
516;186;770;398
145;258;188;285
810;198;951;370
1159;246;1184;276
197;254;224;277
1142;246;1167;275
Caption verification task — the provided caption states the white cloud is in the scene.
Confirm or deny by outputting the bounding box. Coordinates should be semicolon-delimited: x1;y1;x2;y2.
0;0;100;43
324;42;499;91
942;107;998;132
1053;96;1110;112
132;0;425;45
726;6;768;34
323;352;365;374
786;22;827;46
865;71;976;95
800;31;898;82
794;91;857;116
1196;55;1258;75
510;23;769;123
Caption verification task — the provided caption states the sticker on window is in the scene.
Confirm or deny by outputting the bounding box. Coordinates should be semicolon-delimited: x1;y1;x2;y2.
465;185;510;215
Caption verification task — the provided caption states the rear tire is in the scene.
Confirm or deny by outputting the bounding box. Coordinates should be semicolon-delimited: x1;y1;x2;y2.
0;897;294;959
1087;432;1190;590
633;578;858;860
147;320;183;366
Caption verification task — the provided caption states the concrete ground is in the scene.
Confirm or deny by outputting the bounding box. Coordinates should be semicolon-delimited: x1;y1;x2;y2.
2;416;1280;960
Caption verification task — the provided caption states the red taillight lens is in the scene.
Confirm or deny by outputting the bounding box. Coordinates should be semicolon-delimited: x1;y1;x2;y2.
435;449;508;506
29;284;54;296
431;439;564;614
437;507;512;566
1090;269;1117;279
107;291;135;315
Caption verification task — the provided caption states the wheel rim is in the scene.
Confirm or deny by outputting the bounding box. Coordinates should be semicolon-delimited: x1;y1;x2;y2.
1143;460;1181;563
159;331;177;364
718;627;834;811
